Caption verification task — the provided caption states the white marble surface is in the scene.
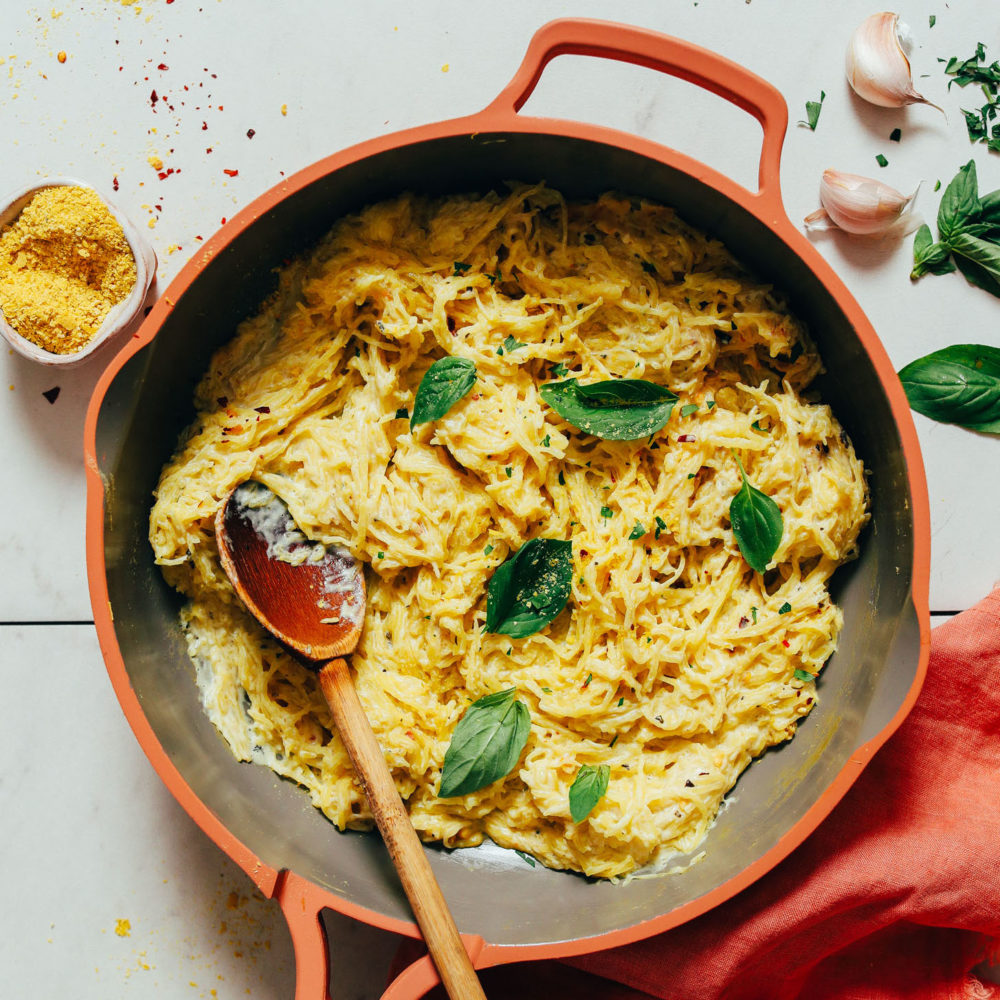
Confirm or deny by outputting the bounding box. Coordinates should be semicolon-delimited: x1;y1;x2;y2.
1;1;997;997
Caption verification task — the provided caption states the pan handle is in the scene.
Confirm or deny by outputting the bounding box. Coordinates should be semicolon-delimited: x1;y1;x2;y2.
480;17;788;219
275;870;333;1000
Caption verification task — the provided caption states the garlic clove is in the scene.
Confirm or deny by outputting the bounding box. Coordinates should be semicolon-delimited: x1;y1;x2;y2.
845;12;943;112
805;169;920;237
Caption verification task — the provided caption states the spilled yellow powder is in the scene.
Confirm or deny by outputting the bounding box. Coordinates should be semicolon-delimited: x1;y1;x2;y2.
115;918;131;937
147;154;163;170
0;185;137;354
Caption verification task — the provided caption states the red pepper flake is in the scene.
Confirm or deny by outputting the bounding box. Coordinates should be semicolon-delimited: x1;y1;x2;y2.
782;639;790;647
42;386;61;404
677;434;696;443
253;405;270;414
220;217;227;225
201;121;208;130
246;128;255;139
112;176;119;191
223;426;240;434
206;148;213;154
223;168;238;177
157;63;168;70
738;616;749;628
150;89;158;108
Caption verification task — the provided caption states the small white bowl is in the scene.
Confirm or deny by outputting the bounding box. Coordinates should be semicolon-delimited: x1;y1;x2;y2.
0;176;156;367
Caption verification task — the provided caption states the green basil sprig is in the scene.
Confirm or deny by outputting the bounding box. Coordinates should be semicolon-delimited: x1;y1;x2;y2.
486;538;572;638
729;455;783;574
410;357;476;429
569;763;610;823
898;344;1000;433
439;688;530;797
539;378;678;441
911;161;1000;295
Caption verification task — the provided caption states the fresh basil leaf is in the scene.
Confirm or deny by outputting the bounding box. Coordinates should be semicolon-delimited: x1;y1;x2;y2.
569;763;610;823
980;188;1000;226
949;231;1000;296
938;160;981;242
410;357;476;428
439;688;530;797
911;224;956;279
539;378;678;441
550;361;570;378
628;521;646;540
501;334;526;354
729;458;783;574
793;669;814;683
898;344;1000;432
485;537;573;638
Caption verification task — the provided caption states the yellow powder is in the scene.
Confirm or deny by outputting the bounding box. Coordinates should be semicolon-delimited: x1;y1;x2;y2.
0;185;137;354
114;918;131;937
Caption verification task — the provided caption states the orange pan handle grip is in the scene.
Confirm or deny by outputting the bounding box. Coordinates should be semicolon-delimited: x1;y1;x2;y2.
275;870;333;1000
480;17;788;217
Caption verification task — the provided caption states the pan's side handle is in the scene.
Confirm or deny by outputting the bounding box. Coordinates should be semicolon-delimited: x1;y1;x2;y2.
275;870;332;1000
479;17;788;220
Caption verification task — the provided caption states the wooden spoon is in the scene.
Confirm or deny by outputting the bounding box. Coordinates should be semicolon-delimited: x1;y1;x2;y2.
215;481;486;1000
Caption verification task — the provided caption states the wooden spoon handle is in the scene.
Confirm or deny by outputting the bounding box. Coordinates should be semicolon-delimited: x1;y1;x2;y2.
318;658;487;1000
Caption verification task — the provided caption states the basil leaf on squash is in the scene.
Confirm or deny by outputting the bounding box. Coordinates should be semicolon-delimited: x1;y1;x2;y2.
729;456;783;574
486;538;573;638
439;688;530;797
569;763;610;823
410;357;476;428
898;344;1000;433
539;378;678;441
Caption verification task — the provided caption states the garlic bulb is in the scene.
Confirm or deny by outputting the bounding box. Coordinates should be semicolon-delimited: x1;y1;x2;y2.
845;12;942;111
804;169;919;236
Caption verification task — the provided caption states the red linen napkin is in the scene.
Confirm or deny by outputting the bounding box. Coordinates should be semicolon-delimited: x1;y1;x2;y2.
390;589;1000;999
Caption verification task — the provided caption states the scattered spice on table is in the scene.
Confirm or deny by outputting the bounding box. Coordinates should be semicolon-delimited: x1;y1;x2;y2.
0;186;136;354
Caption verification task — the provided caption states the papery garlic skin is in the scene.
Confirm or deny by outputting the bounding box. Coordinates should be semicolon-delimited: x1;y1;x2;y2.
806;170;918;236
845;12;942;111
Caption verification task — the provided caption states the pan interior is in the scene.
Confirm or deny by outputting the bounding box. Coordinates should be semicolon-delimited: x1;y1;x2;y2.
95;131;919;947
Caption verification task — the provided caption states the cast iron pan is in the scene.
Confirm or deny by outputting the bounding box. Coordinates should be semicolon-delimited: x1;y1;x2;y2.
84;19;931;1000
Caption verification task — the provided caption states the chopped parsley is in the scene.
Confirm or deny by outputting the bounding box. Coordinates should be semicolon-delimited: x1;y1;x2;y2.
876;153;889;168
600;506;614;519
940;42;1000;151
628;522;646;540
929;14;936;27
550;361;569;378
541;686;552;693
515;850;536;867
583;673;593;687
641;260;657;274
484;543;494;555
505;466;512;478
609;734;619;748
799;90;826;130
377;551;385;559
394;407;408;419
680;403;699;417
654;515;667;539
889;127;902;142
779;602;792;614
497;334;526;356
794;669;814;682
542;434;551;448
751;606;758;624
452;261;472;275
558;471;565;485
617;697;624;707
